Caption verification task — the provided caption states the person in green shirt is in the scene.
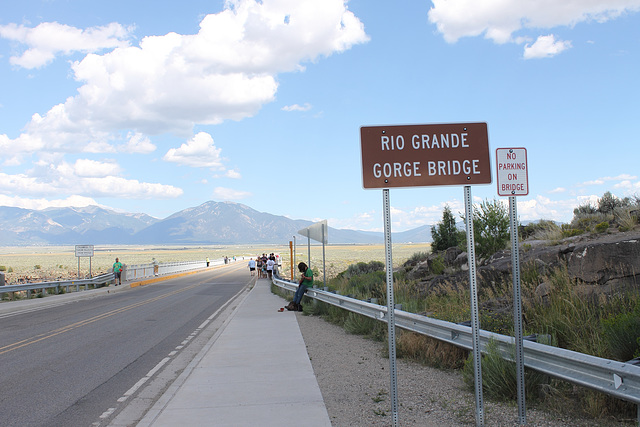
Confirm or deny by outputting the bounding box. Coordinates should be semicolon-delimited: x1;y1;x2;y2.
292;262;313;311
113;258;123;286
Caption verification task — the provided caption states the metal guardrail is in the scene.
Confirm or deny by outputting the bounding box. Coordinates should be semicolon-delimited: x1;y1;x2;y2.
272;276;640;407
0;257;237;299
125;260;209;281
0;273;115;297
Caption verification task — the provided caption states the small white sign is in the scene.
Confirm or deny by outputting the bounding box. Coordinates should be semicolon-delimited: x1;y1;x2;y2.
496;148;528;196
75;244;94;257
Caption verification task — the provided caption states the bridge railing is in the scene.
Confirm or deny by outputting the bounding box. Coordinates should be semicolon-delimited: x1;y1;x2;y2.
272;275;640;408
0;273;115;298
0;257;237;300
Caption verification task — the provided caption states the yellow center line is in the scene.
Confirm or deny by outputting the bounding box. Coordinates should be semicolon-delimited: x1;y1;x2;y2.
0;268;243;356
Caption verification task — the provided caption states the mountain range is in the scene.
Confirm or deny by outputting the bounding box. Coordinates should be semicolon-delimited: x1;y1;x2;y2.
0;201;433;245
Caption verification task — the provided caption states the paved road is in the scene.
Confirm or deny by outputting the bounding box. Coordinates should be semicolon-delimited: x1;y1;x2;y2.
0;264;251;427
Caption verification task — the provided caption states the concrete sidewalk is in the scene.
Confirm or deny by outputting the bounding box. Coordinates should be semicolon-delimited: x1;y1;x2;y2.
137;278;331;427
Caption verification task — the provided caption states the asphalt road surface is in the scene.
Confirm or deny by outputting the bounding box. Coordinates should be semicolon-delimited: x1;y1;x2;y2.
0;263;252;427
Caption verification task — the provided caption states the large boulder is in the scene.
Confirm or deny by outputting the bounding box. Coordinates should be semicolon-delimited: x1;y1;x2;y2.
405;229;640;295
563;237;640;287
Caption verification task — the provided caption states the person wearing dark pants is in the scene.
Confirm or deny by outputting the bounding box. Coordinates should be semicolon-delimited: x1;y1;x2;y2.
291;262;313;311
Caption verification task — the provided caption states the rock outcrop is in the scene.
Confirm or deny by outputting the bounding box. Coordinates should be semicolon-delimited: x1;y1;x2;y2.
404;229;640;297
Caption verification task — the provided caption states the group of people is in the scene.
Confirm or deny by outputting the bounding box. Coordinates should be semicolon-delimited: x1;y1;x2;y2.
247;253;277;279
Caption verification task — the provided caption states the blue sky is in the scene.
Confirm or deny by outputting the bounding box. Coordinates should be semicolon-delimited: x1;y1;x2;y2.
1;0;639;233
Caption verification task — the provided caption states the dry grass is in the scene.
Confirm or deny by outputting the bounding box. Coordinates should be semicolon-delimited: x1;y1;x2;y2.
0;243;431;284
277;243;431;281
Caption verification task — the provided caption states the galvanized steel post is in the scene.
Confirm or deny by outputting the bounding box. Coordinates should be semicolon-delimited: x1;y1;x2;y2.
510;196;526;425
464;185;484;426
382;188;399;426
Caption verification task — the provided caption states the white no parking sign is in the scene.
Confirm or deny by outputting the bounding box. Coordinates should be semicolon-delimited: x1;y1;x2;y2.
496;147;528;196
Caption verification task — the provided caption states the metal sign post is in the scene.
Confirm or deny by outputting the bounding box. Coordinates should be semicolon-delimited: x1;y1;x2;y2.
75;245;94;279
464;186;485;426
289;241;294;279
361;122;492;426
509;196;526;425
297;220;328;288
382;188;399;427
496;147;529;425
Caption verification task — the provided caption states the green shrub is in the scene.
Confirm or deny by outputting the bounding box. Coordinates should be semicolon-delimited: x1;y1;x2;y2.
560;224;583;238
471;198;511;259
396;330;468;369
571;191;638;228
431;205;462;251
338;261;385;279
601;300;640;361
615;208;638;231
522;267;609;357
598;191;629;214
429;255;445;275
573;202;597;217
0;265;6;271
340;270;386;301
462;338;549;401
574;212;616;232
34;265;42;270
480;309;512;336
344;312;376;335
521;220;560;241
595;221;609;233
521;261;542;287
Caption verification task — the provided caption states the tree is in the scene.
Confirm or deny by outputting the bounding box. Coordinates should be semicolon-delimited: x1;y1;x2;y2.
472;199;510;259
431;205;462;251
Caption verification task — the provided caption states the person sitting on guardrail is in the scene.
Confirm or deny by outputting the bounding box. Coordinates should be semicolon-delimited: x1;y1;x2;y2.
287;262;313;312
113;258;123;286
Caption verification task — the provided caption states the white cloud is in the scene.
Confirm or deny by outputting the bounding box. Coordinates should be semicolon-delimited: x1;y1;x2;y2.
0;22;132;69
0;166;182;199
212;186;252;200
282;103;312;112
163;132;225;169
73;159;121;177
123;132;156;154
428;0;640;52
2;0;369;157
582;178;606;186
0;194;101;210
524;35;572;59
225;169;242;179
580;174;638;187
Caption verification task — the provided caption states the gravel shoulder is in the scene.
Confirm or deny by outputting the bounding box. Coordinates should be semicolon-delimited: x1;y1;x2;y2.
296;312;622;427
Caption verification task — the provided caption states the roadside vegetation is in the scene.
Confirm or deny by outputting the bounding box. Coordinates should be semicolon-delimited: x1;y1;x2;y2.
278;191;640;423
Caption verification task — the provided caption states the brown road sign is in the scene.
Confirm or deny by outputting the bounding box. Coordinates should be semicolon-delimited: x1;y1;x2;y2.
360;122;492;189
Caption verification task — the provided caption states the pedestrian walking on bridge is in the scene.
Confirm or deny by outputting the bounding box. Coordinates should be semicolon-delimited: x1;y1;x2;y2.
113;258;123;286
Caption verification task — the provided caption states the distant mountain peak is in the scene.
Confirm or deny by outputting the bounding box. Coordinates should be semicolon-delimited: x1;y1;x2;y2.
0;201;432;245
